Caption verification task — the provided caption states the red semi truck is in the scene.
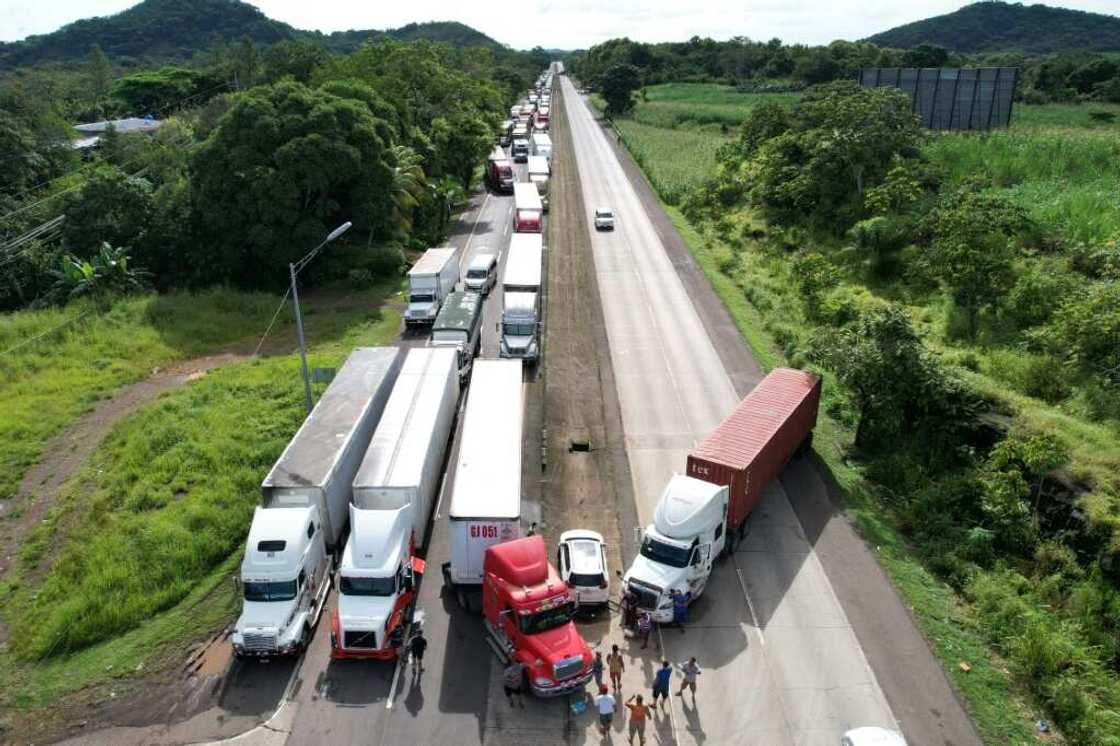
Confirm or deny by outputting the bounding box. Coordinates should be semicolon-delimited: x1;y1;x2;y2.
482;536;593;697
620;368;821;620
486;146;514;193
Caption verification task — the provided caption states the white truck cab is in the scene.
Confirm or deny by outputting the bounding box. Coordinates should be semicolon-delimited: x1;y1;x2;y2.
331;504;417;659
620;475;728;622
232;505;331;657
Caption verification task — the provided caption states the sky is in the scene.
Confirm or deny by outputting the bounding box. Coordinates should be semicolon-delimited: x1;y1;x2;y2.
1;0;1118;49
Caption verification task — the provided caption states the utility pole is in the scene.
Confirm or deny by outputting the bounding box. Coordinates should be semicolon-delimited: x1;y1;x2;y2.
289;221;352;414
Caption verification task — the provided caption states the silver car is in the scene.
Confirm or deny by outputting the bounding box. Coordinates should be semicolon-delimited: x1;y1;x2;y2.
594;207;615;231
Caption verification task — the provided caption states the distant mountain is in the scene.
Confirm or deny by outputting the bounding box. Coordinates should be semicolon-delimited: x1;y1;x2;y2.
0;0;507;69
865;1;1120;55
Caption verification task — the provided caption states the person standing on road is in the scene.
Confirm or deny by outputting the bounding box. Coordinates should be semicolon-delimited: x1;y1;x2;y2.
595;684;616;734
504;660;525;708
592;651;605;690
670;589;690;632
651;660;672;710
622;589;638;633
607;644;625;691
408;629;427;678
636;610;653;649
675;657;701;701
624;694;653;745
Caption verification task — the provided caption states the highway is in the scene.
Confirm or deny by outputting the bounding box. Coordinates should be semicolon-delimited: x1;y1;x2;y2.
560;75;899;744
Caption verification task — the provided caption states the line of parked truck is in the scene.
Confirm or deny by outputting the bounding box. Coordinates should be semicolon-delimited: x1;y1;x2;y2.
230;63;825;705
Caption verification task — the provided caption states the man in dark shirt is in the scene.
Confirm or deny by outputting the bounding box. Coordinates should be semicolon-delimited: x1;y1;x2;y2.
409;629;428;678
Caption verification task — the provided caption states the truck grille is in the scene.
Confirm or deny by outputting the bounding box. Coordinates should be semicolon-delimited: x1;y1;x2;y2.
554;655;585;682
243;631;277;653
344;629;379;649
628;579;662;611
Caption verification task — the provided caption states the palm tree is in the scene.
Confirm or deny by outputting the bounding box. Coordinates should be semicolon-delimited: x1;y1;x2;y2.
430;176;466;236
388;145;427;240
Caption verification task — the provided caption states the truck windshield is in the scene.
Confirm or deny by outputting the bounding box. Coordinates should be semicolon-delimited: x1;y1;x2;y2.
639;536;691;568
503;322;536;337
409;293;434;304
243;579;297;602
518;601;576;635
339;575;396;596
467;268;489;279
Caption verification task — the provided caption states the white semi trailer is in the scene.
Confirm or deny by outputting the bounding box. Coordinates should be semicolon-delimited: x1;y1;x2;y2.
233;347;403;658
500;233;544;363
405;247;461;327
442;359;523;605
331;347;460;660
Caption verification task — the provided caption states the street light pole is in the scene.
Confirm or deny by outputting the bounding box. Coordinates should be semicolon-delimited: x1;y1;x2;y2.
289;221;352;414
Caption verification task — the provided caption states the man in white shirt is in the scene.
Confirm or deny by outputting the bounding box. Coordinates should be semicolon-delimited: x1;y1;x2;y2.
595;684;617;734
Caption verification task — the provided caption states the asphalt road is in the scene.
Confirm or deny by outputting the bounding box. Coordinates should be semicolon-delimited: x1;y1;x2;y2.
559;75;899;745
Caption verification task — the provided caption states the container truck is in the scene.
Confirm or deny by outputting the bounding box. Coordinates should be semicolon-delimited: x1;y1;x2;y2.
527;156;550;212
233;347;403;657
530;133;552;165
429;290;483;380
443;359;523;603
405;247;460;327
500;233;544;363
511;137;530;163
331;348;460;660
513;182;543;233
486;146;514;193
620;368;821;621
483;536;594;697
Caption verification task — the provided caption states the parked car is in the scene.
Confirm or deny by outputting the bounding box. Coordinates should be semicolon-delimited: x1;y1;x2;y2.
841;727;907;746
557;530;610;608
594;207;615;231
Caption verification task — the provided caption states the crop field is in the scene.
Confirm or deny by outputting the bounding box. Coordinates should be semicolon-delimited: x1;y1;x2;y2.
614;118;728;204
630;82;797;129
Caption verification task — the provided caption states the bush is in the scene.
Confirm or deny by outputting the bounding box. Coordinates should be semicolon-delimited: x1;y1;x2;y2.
1003;263;1074;328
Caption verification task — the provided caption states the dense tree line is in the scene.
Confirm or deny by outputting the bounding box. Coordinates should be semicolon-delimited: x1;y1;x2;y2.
0;37;542;308
569;36;1120;104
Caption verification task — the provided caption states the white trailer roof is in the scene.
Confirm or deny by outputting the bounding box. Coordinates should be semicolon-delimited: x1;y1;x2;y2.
449;360;523;520
353;347;458;497
261;347;401;492
527;156;549;176
513;182;542;212
409;247;458;276
531;133;552;147
503;236;543;290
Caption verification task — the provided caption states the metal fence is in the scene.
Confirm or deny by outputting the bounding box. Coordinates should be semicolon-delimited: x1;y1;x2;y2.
857;67;1018;131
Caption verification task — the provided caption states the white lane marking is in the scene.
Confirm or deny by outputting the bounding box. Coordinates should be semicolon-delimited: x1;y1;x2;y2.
386;653;404;710
736;565;765;647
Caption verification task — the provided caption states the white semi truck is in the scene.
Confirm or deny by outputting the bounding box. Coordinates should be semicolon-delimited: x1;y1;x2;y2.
442;359;523;607
499;233;543;363
233;347;403;657
405;247;460;327
331;347;460;660
530;133;552;165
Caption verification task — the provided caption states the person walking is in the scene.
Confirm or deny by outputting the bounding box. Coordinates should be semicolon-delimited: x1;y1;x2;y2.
592;651;605;690
408;629;427;678
675;657;701;701
636;610;653;649
624;694;653;745
504;660;525;708
621;589;638;634
607;644;625;691
595;685;616;734
651;660;672;711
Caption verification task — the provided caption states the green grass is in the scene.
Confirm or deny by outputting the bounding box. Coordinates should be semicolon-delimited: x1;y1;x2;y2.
615;119;729;204
1013;101;1120;131
0;289;285;501
663;207;1045;744
631;83;797;130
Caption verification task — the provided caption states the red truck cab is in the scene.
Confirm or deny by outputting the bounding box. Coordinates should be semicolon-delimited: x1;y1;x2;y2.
483;536;593;697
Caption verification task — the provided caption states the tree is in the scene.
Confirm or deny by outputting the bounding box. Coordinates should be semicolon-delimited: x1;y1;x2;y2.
920;189;1028;338
62;167;155;257
1050;282;1120;386
793;48;840;85
901;43;949;68
261;39;328;84
87;44;113;101
600;64;642;117
428;112;492;188
50;243;149;307
232;36;260;91
190;81;395;287
388;145;427;239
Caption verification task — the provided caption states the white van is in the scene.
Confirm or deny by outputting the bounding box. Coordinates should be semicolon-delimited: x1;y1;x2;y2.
465;251;499;294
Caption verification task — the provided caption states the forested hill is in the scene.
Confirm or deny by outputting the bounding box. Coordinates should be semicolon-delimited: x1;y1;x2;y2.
0;0;504;69
865;1;1120;54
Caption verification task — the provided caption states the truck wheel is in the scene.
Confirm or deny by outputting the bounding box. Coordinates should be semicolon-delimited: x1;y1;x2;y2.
796;432;814;458
456;588;468;610
442;562;453;594
299;624;312;652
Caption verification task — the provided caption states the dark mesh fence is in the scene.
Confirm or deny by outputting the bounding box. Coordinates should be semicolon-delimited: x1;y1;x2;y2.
858;67;1018;131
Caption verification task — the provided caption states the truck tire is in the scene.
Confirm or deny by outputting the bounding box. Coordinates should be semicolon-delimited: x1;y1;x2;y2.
456;588;468;611
442;562;453;595
796;432;814;458
298;624;312;652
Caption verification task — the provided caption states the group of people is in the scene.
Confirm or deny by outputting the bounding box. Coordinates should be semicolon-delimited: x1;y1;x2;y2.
591;647;702;744
620;588;691;648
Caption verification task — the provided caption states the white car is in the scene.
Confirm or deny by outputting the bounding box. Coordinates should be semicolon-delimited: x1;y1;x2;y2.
594;207;615;231
557;530;610;608
842;727;907;746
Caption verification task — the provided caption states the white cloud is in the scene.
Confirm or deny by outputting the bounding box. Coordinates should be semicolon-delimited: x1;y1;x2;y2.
1;0;1118;48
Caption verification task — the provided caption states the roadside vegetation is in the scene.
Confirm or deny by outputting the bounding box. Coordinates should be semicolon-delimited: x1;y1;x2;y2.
577;45;1120;743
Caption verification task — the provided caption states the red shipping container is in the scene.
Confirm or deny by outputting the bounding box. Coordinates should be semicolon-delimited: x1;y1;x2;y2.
686;368;821;532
